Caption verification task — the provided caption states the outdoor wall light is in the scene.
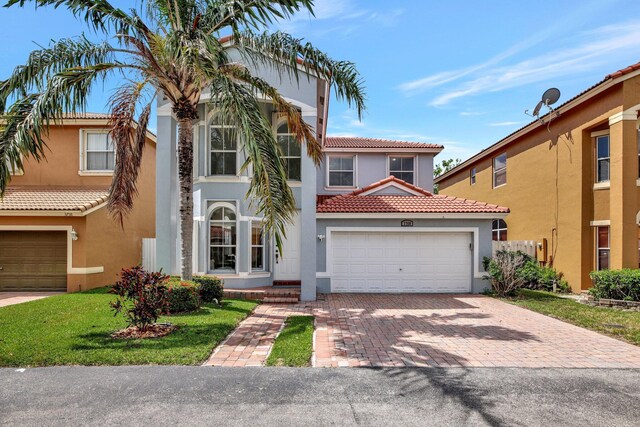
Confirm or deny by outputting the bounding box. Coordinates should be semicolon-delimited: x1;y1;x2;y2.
71;229;79;241
317;234;326;241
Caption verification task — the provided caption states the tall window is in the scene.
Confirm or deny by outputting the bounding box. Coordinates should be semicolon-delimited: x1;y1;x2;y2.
210;118;237;175
209;206;236;272
328;156;355;187
493;153;507;187
277;123;301;181
637;130;639;179
85;131;115;171
389;156;415;184
251;222;265;271
597;226;610;270
492;219;508;241
470;167;476;185
596;135;610;183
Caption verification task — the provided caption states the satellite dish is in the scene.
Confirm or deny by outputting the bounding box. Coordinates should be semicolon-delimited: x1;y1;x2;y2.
532;100;543;117
541;88;561;106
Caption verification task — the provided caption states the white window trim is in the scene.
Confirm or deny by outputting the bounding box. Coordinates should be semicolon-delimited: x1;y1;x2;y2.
249;220;266;272
593;181;611;190
470;167;476;185
387;155;417;184
493;153;507;188
492;219;508;241
274;117;302;182
595;134;610;184
596;225;610;271
206;201;239;274
326;154;358;188
208;121;240;177
78;129;115;175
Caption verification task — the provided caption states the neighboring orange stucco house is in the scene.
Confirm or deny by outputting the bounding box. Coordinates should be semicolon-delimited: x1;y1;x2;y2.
435;62;640;293
0;114;156;292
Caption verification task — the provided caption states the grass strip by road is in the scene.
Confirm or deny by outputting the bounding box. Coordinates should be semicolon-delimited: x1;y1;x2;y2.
266;315;314;367
0;287;257;367
501;289;640;346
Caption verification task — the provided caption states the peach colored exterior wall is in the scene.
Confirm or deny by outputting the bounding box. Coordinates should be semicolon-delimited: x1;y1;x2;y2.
1;121;156;291
437;78;640;292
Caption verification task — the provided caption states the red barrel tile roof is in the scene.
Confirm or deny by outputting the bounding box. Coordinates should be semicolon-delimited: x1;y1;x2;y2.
325;137;443;150
0;187;110;212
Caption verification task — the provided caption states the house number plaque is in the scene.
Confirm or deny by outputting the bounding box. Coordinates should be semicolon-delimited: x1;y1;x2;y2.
401;220;414;227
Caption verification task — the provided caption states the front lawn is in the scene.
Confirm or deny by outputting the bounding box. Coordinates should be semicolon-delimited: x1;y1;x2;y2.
266;316;314;367
0;287;257;367
501;290;640;346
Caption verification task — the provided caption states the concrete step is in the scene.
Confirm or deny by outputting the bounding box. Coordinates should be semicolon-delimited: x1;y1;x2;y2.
262;297;300;304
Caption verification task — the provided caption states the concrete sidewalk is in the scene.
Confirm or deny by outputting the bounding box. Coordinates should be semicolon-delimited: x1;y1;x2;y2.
0;292;61;308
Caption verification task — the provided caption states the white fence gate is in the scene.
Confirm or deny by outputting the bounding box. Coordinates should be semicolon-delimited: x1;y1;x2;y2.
492;240;536;257
142;238;157;272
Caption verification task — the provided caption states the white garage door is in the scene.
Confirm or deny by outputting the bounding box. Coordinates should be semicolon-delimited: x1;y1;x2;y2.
330;231;472;293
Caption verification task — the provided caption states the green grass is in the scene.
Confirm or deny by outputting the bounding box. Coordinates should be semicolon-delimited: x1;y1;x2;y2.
501;289;640;346
0;287;257;367
266;315;314;367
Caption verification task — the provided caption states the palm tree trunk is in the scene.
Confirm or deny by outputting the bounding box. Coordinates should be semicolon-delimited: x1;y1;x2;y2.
177;118;194;280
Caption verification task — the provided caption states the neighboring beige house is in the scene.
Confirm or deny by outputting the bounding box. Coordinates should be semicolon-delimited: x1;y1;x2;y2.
0;114;156;292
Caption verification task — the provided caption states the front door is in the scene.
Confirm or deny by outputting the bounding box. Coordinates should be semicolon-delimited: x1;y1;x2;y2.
274;213;301;281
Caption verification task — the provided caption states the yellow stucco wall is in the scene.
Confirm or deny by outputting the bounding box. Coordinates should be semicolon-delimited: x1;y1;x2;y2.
438;79;640;292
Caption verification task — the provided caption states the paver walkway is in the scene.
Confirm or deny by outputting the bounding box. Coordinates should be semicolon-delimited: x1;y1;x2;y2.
205;294;640;368
0;292;61;308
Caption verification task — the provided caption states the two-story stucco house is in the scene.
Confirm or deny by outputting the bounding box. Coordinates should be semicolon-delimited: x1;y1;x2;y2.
155;51;509;300
0;114;157;292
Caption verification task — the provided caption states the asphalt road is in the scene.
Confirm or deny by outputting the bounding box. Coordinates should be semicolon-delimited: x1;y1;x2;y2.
1;367;639;426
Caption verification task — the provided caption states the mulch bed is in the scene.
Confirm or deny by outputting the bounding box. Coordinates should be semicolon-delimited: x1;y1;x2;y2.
111;323;177;340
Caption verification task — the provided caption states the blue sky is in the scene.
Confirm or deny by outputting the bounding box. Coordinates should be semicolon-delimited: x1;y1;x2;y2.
1;0;640;161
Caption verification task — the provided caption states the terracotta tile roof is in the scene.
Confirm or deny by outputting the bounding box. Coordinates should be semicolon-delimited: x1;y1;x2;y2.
325;137;443;150
61;112;112;120
317;177;509;214
0;186;109;212
435;60;640;184
316;194;337;207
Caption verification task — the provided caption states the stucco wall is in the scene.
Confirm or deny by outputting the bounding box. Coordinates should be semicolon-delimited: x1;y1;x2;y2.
437;79;640;291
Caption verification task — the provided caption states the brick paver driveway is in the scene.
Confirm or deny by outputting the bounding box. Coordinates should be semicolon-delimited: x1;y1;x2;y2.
206;294;640;368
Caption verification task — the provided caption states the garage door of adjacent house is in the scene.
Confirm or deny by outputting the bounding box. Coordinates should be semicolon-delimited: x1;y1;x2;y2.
330;231;472;293
0;231;67;292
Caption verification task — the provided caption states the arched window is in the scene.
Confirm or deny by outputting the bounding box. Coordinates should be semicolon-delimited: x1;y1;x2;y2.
209;205;236;272
277;122;301;181
492;219;508;241
210;116;237;175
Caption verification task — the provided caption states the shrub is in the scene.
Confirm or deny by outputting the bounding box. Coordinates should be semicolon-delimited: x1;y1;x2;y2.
484;250;530;297
166;280;201;313
537;267;570;293
194;276;224;303
589;269;640;301
110;266;169;331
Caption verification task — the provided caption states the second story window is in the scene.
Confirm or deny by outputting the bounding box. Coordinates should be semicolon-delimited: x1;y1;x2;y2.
210;118;237;176
389;156;415;184
328;156;355;187
277;123;301;181
470;167;476;185
596;135;610;183
84;131;115;172
493;153;507;188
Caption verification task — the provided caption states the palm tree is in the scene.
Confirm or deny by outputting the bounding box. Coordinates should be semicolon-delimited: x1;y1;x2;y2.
0;0;365;280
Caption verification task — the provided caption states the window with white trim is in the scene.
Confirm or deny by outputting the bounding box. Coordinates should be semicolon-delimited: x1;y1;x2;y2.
492;219;508;241
84;131;115;171
251;221;266;271
389;156;415;184
470;167;476;185
210;117;237;176
493;153;507;187
597;226;609;270
596;135;610;183
209;206;236;272
328;155;355;187
277;122;301;181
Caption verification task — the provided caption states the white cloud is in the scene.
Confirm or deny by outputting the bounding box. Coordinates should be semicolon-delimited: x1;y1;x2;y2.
488;121;522;127
459;111;485;116
424;21;640;106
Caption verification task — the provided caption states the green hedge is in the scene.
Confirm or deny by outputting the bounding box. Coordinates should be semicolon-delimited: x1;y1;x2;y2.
193;276;224;303
589;269;640;301
166;278;201;313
